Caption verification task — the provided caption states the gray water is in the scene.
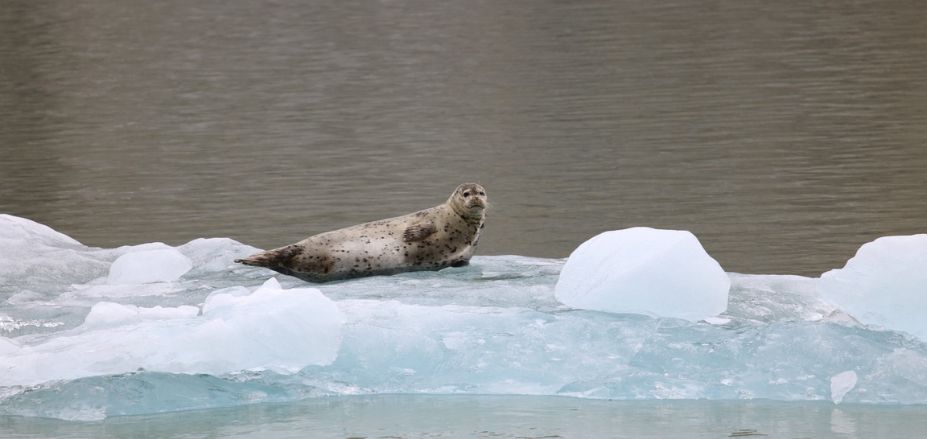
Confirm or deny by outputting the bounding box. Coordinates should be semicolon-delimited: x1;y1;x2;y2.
1;0;925;276
4;395;927;439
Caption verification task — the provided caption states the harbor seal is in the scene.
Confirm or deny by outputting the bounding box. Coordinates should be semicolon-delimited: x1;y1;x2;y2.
235;183;488;282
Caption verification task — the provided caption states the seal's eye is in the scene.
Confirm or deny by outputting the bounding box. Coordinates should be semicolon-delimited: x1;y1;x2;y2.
463;191;471;198
478;191;485;196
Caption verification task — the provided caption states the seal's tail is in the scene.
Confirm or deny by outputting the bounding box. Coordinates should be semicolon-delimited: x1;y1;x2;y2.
234;245;302;268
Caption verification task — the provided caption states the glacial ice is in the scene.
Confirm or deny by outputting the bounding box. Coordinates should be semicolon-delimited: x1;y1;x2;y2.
820;234;927;339
554;228;730;321
2;214;927;420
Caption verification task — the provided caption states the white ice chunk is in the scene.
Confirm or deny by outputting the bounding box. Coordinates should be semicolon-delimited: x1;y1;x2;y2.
820;234;927;339
107;247;193;284
554;228;730;321
0;278;344;386
830;370;858;404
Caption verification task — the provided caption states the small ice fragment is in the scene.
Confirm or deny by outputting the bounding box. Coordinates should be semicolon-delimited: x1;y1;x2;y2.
107;247;193;284
704;317;731;325
830;370;858;404
554;228;730;321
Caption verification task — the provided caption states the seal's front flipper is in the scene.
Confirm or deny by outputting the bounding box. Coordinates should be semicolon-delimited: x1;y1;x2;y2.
403;223;436;242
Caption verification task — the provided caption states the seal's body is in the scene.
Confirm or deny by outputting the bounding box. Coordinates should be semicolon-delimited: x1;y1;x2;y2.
235;183;487;282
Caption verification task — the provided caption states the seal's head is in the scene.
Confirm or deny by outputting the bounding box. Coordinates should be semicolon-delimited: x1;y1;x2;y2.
448;183;488;219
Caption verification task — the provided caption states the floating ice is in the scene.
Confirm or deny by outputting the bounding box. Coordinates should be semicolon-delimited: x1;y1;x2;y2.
107;246;193;284
0;278;344;387
554;228;730;321
820;235;927;340
3;214;927;420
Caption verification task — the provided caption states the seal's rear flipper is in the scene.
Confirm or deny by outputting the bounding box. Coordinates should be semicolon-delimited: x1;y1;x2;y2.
235;245;303;268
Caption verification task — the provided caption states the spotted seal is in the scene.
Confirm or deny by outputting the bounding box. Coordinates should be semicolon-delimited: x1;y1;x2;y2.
235;183;488;282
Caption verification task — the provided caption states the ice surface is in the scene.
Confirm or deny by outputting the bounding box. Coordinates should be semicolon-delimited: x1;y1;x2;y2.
81;302;199;329
820;235;927;340
3;214;927;420
554;228;730;321
0;216;260;336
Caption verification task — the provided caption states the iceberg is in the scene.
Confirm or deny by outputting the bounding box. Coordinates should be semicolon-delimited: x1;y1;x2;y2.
3;214;927;420
820;235;927;339
554;228;730;321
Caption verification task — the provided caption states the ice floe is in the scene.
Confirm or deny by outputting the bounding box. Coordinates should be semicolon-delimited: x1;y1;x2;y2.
2;214;927;420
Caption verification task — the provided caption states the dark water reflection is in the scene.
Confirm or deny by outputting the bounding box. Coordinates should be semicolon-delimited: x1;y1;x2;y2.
1;0;925;275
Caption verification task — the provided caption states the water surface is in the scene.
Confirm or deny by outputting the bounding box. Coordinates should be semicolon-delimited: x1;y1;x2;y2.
1;0;925;275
